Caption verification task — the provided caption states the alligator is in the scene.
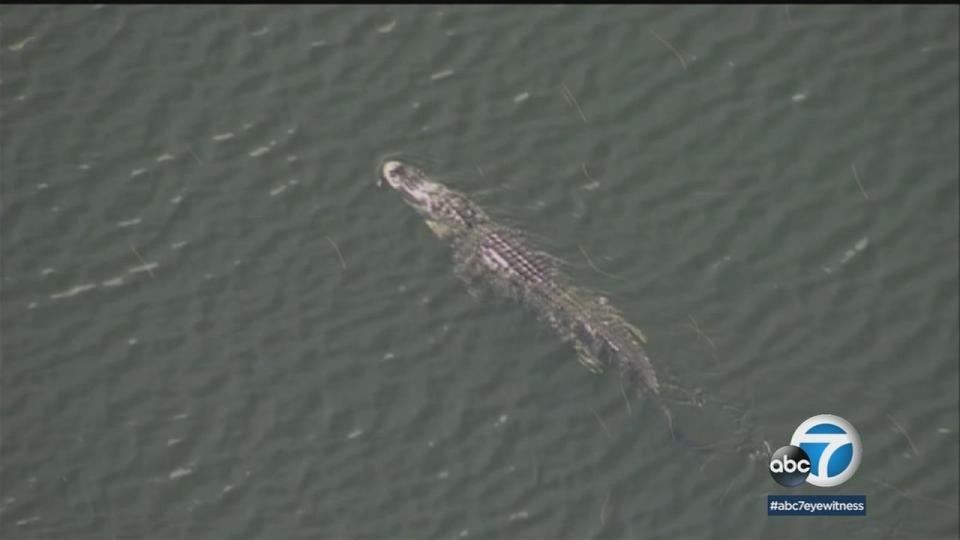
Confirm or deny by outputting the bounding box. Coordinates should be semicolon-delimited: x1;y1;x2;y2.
379;160;661;400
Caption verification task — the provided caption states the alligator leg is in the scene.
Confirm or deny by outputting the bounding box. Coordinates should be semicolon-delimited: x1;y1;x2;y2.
425;219;453;239
456;272;487;301
452;258;488;301
626;322;647;344
574;340;605;374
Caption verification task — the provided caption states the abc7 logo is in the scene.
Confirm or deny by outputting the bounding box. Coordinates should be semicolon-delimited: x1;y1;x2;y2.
769;446;812;487
769;414;862;488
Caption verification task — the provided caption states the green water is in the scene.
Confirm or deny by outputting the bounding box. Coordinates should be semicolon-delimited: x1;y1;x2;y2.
1;5;958;539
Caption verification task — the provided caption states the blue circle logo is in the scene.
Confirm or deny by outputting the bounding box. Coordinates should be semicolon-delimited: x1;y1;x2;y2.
790;414;862;487
769;445;812;487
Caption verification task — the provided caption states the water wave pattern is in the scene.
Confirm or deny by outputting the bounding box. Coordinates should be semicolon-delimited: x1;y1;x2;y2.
1;5;957;539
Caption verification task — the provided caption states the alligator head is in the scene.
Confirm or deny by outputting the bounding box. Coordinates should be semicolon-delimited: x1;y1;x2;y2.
381;160;486;236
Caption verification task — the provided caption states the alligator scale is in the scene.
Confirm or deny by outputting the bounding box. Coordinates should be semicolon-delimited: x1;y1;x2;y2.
380;160;661;398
